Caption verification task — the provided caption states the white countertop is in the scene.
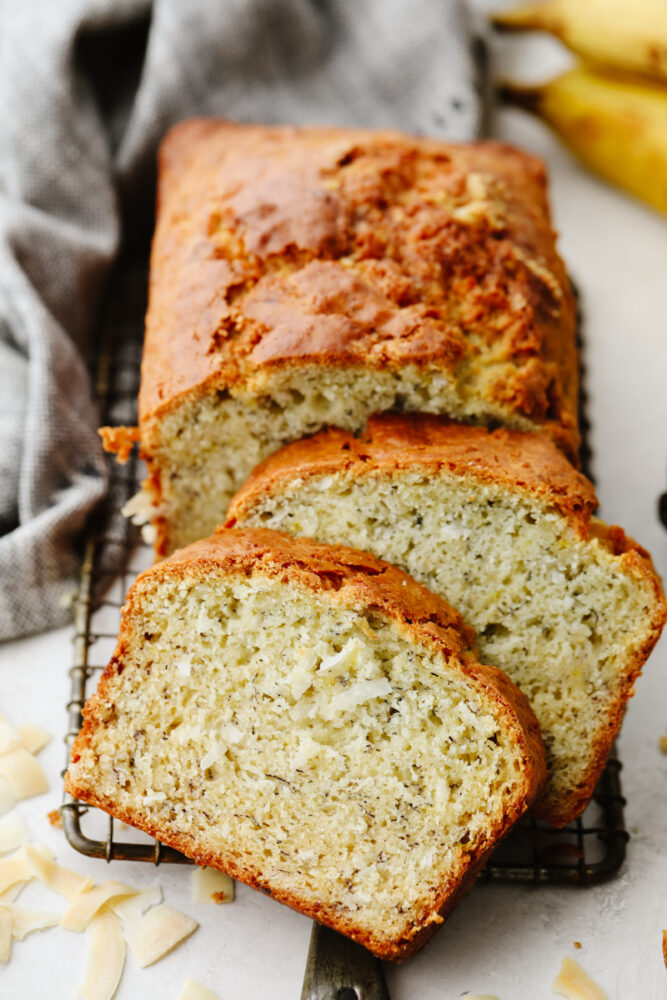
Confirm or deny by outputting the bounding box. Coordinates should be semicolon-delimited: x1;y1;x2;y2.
1;15;666;1000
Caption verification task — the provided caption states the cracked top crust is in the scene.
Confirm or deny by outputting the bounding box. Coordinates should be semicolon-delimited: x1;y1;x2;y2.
141;120;578;457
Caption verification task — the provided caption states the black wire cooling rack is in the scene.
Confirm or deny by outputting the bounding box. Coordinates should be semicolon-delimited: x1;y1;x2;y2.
62;270;628;886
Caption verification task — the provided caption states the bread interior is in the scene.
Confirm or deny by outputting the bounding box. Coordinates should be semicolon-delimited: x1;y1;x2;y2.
238;473;654;822
72;572;529;951
147;365;535;551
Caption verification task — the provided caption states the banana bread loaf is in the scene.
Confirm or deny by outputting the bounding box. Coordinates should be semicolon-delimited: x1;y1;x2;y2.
102;120;578;554
226;416;667;826
65;528;546;960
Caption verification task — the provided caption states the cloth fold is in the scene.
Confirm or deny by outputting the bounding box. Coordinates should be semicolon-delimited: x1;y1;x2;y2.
0;0;484;641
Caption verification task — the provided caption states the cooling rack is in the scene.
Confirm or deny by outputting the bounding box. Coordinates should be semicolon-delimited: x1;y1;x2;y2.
61;272;629;887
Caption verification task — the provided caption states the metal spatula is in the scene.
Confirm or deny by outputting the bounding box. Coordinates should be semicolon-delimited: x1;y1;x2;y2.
300;921;390;1000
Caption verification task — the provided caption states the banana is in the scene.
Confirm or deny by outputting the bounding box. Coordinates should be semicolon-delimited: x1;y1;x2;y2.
492;0;667;84
499;67;667;215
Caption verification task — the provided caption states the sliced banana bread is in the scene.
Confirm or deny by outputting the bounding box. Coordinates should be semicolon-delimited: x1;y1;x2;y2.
66;528;546;960
102;120;578;554
226;416;667;826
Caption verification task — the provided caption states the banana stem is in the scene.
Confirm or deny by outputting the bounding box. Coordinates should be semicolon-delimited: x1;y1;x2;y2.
490;3;562;37
491;16;547;34
496;82;543;115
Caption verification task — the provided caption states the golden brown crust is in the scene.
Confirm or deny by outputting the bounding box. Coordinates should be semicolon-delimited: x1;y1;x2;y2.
98;426;140;465
63;779;518;960
161;525;476;649
65;527;546;957
139;119;579;458
227;413;598;535
63;773;524;959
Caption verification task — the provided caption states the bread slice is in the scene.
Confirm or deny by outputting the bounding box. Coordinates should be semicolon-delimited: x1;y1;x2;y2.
102;120;578;554
65;528;546;960
226;416;667;826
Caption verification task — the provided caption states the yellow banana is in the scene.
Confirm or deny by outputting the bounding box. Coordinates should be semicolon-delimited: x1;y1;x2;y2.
492;0;667;84
499;67;667;216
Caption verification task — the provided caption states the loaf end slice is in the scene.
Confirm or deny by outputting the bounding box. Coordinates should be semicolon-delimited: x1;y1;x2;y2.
66;528;546;960
226;416;667;826
107;121;579;554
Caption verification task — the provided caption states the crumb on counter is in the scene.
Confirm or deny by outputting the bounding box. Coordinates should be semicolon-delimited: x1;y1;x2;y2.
47;809;62;829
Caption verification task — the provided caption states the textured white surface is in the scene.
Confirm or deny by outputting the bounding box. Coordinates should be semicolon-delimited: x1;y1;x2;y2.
1;16;666;1000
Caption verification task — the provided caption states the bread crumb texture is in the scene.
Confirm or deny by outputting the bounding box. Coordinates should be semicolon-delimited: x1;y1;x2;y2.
66;529;545;959
137;121;578;551
228;418;666;825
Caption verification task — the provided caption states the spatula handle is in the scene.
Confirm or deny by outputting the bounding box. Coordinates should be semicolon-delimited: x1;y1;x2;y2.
300;921;391;1000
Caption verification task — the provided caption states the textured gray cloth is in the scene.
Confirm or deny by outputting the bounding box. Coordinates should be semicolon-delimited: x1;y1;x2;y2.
0;0;483;641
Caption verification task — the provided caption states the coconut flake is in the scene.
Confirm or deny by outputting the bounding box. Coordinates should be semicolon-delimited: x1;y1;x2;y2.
0;722;22;754
552;956;608;1000
0;908;12;961
319;639;364;673
124;903;198;967
175;658;192;678
25;842;55;861
0;749;48;800
191;867;234;904
0;851;34;894
79;910;125;1000
122;489;156;526
142;790;167;806
0;882;26;903
0;812;26;854
329;678;392;715
200;747;221;770
17;723;52;755
292;733;321;769
141;524;158;545
61;880;138;932
0;778;16;817
110;885;162;927
23;843;94;899
220;722;242;744
178;979;221;1000
8;903;60;939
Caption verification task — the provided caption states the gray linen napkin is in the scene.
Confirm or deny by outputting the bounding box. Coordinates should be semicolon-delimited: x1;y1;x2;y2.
0;0;484;641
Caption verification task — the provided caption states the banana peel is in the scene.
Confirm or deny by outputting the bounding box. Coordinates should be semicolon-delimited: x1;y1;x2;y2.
492;0;667;84
499;67;667;216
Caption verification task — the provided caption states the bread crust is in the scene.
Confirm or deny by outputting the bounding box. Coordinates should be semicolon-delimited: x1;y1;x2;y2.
98;426;139;465
228;413;598;535
61;781;507;960
225;418;667;826
138;120;579;459
66;527;547;959
541;521;666;824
